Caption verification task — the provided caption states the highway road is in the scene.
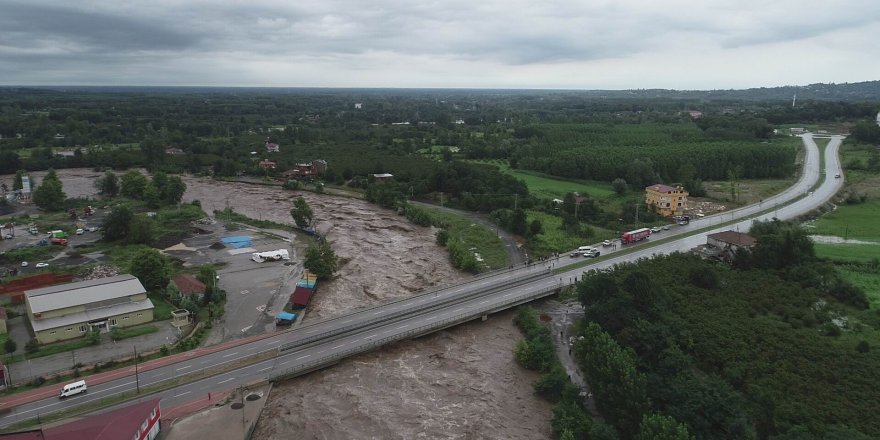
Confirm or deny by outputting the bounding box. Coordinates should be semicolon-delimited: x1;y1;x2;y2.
0;134;843;428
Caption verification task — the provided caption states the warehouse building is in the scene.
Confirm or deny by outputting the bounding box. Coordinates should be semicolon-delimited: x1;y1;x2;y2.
25;275;154;344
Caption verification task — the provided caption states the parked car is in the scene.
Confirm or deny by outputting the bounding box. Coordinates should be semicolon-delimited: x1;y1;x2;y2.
75;228;84;235
86;226;98;232
834;173;841;178
35;262;49;268
662;225;671;231
21;261;28;267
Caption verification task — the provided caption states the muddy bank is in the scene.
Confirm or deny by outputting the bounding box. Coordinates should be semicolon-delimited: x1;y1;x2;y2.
252;308;552;440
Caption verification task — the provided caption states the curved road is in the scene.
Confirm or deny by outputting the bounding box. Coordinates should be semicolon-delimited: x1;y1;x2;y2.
0;134;842;428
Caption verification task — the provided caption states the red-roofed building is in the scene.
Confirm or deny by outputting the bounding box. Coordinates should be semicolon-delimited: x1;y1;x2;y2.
0;398;161;440
645;184;688;217
164;146;184;155
170;274;207;301
281;160;327;181
265;141;280;153
259;159;277;170
289;286;314;308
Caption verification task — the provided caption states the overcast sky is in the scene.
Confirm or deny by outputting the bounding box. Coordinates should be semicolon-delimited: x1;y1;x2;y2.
1;0;877;90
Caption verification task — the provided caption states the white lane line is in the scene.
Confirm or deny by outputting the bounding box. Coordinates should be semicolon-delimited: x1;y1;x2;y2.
258;366;272;372
279;360;290;365
177;365;192;371
265;340;280;345
479;300;489;304
332;344;345;349
373;311;382;315
503;293;512;297
218;377;234;384
452;308;464;313
306;329;318;334
396;324;408;330
174;391;191;398
223;352;238;358
342;319;352;324
295;354;311;360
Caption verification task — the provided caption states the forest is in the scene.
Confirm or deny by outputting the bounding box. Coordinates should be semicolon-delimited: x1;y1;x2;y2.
563;221;879;439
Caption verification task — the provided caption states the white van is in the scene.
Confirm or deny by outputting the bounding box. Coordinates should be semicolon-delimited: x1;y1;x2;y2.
577;246;594;253
59;380;87;398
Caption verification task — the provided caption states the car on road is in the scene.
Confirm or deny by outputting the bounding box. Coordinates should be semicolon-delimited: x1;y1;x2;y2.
602;240;612;247
570;251;580;258
582;248;601;258
662;225;671;231
86;226;98;232
75;228;84;235
21;261;28;267
834;173;841;178
650;227;661;233
35;262;49;268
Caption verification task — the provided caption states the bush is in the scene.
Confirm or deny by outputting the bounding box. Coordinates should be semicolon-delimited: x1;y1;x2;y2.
25;338;39;354
30;376;46;387
4;339;17;354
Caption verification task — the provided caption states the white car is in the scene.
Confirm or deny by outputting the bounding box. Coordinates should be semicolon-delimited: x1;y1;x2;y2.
21;261;28;267
602;240;612;247
35;262;50;268
650;227;661;233
86;227;98;232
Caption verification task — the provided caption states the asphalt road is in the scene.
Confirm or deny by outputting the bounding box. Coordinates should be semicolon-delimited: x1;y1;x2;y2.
0;134;841;428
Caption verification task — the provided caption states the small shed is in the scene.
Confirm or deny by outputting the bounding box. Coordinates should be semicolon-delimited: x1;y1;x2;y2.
707;231;757;252
289;286;314;308
170;274;207;300
275;311;297;326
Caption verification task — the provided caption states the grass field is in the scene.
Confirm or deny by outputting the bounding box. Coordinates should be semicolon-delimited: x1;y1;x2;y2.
526;210;616;257
815;243;880;263
469;159;615;199
836;267;880;309
810;200;880;241
423;209;509;270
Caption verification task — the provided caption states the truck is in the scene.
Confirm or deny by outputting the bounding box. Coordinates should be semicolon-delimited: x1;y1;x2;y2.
621;228;651;245
251;249;290;263
50;237;68;246
49;230;69;239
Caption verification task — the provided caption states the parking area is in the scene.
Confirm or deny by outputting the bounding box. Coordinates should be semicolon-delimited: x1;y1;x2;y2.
168;223;304;342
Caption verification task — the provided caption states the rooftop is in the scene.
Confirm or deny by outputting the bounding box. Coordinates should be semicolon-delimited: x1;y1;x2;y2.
172;274;207;296
707;230;757;247
26;275;146;314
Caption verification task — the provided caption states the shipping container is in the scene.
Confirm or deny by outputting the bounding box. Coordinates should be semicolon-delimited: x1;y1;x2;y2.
296;279;317;289
289;286;314;308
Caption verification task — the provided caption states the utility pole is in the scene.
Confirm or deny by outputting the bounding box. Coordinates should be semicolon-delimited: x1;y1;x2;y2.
514;193;518;211
634;203;640;228
134;346;141;394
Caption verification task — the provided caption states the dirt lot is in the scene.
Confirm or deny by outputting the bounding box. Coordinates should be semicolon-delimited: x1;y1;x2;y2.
1;170;549;438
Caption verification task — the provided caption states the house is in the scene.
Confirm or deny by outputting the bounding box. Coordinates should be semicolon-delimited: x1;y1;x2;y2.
281;160;327;180
169;274;207;301
259;159;277;170
645;184;688;217
164;146;184;155
1;398;162;440
707;231;757;252
685;111;703;119
265;141;280;153
24;275;154;344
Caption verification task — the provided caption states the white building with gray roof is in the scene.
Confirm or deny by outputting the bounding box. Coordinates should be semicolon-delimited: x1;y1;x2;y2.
25;274;154;344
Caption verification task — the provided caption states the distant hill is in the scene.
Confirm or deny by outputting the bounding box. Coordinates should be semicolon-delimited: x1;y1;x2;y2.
2;80;880;101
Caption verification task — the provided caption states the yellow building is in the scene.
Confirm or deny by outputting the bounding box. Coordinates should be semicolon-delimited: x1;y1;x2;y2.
25;274;154;344
645;184;689;217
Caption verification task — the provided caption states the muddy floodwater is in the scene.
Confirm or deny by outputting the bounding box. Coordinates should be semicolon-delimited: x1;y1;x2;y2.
1;170;549;438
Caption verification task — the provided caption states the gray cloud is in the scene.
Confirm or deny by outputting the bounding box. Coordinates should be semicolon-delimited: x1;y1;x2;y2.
0;0;877;88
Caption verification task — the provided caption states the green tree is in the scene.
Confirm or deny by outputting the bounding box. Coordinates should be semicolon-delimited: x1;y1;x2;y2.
290;197;314;228
126;215;154;245
96;171;119;197
130;248;171;291
13;170;24;191
143;184;161;209
101;204;134;241
164;175;186;205
529;219;543;237
612;178;628;195
33;175;66;211
304;241;337;280
636;414;693;440
4;339;17;354
509;208;528;236
120;171;148;199
436;229;449;246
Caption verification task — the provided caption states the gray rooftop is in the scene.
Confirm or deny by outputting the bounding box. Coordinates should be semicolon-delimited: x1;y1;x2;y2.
26;274;147;314
30;299;154;332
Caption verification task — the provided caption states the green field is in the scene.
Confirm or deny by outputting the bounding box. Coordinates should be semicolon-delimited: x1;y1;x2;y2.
810;200;880;241
526;210;616;256
836;267;880;309
469;159;615;199
423;209;509;270
815;243;880;263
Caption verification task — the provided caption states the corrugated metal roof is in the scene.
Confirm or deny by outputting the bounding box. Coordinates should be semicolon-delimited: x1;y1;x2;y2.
26;275;147;314
30;299;154;332
43;398;161;440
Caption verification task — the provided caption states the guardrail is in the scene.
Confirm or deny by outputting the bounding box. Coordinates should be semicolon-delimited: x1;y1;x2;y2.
279;267;551;352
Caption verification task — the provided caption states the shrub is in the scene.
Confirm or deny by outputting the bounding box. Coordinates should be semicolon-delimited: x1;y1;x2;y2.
4;339;17;354
25;338;39;354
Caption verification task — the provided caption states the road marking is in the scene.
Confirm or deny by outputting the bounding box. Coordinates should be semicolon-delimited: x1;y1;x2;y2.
452;308;464;313
218;378;234;384
373;311;382;315
279;360;290;365
241;290;250;295
266;340;280;345
366;334;378;339
296;354;311;360
174;391;191;398
258;366;272;372
177;365;192;371
223;352;239;357
256;305;266;312
503;293;512;298
342;319;352;324
241;325;252;333
479;300;489;304
332;344;345;349
305;329;318;334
